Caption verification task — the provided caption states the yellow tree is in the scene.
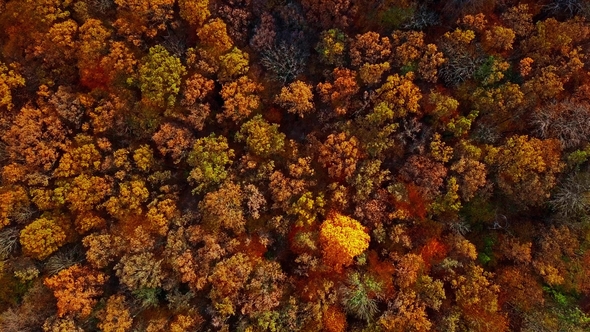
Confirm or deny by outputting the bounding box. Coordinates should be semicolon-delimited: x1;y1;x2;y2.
319;212;370;271
197;18;233;56
485;135;563;206
0;61;25;111
178;0;209;27
20;217;67;260
98;295;133;332
218;47;249;81
275;81;315;117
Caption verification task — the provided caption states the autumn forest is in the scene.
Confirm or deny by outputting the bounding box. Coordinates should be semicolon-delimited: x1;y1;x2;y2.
1;0;590;331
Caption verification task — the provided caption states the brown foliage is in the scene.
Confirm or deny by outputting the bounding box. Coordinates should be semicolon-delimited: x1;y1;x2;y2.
199;181;245;234
152;123;194;163
400;155;448;201
349;32;391;67
318;132;363;181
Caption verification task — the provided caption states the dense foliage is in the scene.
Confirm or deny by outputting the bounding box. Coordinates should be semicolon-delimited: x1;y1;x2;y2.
1;0;590;331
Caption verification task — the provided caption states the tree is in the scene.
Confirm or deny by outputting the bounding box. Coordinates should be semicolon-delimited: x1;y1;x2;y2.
451;263;508;332
20;217;67;260
349;32;391;67
319;132;363;181
300;0;357;30
531;100;590;149
218;47;249;81
216;0;252;44
186;134;234;194
378;291;432;332
0;61;25;111
199;181;245;234
33;19;79;67
323;306;347;332
275;81;315;117
44;264;107;318
241;259;286;316
235;115;286;158
53;141;102;178
77;19;111;88
374;72;422;119
0;186;29;229
42;317;84;332
260;42;307;84
103;179;150;219
218;76;262;123
500;4;534;37
250;13;276;52
181;73;214;106
391;30;446;83
5;104;69;171
319;212;370;271
178;0;209;27
152;123;194;164
64;174;112;213
138;45;186;107
450;158;487;201
316;29;347;66
208;252;254;317
99;42;137;84
82;233;126;269
74;212;106;235
485;135;563;206
113;0;174;40
98;295;133;332
317;68;359;116
146;198;177;236
132;144;154;172
340;271;382;322
400;155;448;201
115;252;163;290
482;26;515;53
197;18;233;55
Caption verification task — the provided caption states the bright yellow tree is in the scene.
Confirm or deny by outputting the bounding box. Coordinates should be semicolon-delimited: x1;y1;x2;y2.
319;212;370;271
20;217;67;260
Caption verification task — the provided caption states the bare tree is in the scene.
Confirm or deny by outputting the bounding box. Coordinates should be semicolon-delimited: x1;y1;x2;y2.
260;42;307;84
531;101;590;149
549;172;590;218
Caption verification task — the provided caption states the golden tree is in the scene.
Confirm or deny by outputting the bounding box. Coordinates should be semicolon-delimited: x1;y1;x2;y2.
275;81;315;117
319;212;370;271
20;217;67;260
0;61;25;111
179;0;209;27
218;76;262;123
98;295;133;332
485;135;563;206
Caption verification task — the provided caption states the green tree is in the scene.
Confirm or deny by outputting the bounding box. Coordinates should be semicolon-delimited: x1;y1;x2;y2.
187;134;234;194
138;45;186;107
235;115;285;158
